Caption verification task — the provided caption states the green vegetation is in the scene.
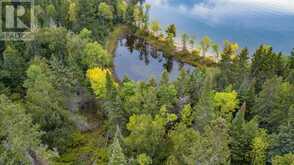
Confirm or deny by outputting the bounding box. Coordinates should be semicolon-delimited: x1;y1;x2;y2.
105;25;130;55
134;26;216;68
0;0;293;164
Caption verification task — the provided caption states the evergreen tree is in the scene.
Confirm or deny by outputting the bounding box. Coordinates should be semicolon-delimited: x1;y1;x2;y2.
108;128;127;165
235;48;250;86
181;104;193;126
193;72;216;131
204;118;231;164
272;153;294;165
0;44;27;93
231;103;260;164
287;49;294;83
289;49;294;69
218;41;239;89
270;105;294;158
165;24;177;38
187;69;206;104
168;123;205;164
158;71;177;108
23;59;74;153
175;68;189;98
124;106;176;163
181;33;189;51
253;77;294;132
251;45;284;92
0;95;52;164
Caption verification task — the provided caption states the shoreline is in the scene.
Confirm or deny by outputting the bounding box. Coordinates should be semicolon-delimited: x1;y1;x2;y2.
105;25;218;82
133;31;217;68
105;25;130;83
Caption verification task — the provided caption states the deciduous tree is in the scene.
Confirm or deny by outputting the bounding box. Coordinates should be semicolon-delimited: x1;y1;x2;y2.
87;67;114;99
82;41;112;68
99;2;113;21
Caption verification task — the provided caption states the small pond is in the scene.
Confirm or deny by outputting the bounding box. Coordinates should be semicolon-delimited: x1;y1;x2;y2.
113;35;194;81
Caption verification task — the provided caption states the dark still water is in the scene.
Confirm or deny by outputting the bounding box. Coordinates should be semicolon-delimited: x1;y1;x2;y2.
146;0;294;53
114;35;194;81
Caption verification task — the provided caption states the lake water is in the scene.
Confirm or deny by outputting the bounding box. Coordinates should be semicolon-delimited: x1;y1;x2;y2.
114;35;194;81
146;0;294;54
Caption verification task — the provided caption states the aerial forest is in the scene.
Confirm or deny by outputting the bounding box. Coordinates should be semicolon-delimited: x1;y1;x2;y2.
0;0;293;164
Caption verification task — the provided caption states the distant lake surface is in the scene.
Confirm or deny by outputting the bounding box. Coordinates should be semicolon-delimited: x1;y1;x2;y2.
114;35;194;81
146;0;294;54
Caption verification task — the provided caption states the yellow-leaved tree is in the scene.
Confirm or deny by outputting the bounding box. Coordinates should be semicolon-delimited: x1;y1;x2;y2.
214;90;239;121
86;67;116;98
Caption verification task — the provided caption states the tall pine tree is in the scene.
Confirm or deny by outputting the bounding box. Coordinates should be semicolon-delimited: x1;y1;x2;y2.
108;127;127;165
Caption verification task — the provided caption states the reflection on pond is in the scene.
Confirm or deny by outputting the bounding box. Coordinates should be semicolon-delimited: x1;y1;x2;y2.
114;35;194;81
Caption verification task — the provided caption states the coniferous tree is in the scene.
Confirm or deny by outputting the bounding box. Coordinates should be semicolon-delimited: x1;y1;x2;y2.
270;105;294;158
109;128;127;165
236;48;250;85
181;33;189;51
272;153;294;165
168;123;204;164
181;104;193;127
0;44;27;93
24;59;74;153
251;45;284;92
175;69;188;98
165;24;177;38
231;103;260;164
124;106;176;163
193;69;217;131
289;49;294;69
204;118;231;164
0;95;53;164
158;71;177;108
218;41;239;89
253;77;294;132
287;49;294;83
193;89;216;132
